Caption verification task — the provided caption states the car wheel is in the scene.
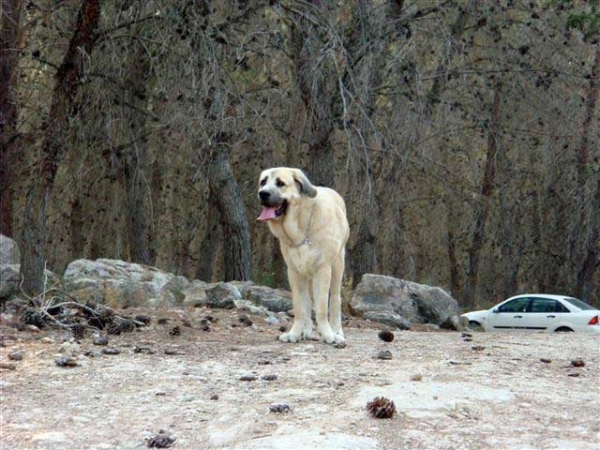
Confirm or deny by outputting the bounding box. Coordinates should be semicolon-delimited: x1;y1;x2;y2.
554;327;574;333
468;321;484;332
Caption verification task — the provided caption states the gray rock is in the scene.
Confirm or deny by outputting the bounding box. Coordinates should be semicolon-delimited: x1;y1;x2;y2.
0;235;20;265
439;314;469;331
349;274;459;329
242;285;292;313
64;259;176;308
182;280;212;307
164;275;190;305
206;283;242;309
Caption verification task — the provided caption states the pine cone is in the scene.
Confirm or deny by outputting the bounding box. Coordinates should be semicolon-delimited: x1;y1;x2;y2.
146;433;176;448
21;308;46;328
71;323;86;340
134;315;152;327
366;396;396;419
168;326;181;336
106;322;122;335
378;330;395;343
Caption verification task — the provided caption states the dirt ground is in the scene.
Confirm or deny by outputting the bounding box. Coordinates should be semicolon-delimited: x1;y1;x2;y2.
1;307;599;450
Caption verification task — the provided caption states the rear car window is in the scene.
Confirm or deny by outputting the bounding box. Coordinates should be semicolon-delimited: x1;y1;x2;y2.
562;297;597;311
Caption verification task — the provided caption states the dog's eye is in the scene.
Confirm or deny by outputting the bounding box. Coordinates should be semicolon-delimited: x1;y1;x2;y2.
276;180;285;187
260;178;267;186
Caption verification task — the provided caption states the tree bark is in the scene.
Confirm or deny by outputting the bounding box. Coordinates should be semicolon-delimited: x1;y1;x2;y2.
121;38;152;265
289;8;336;187
20;0;101;295
0;0;24;237
207;145;252;281
196;191;221;282
574;47;599;302
463;83;502;307
576;177;599;304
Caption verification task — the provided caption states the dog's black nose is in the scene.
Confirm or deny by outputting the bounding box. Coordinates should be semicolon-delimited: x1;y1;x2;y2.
259;191;270;200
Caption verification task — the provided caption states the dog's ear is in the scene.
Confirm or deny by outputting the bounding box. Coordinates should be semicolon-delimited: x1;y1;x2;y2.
293;169;317;198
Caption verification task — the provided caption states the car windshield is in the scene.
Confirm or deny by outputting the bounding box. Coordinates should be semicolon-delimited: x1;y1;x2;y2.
562;297;598;311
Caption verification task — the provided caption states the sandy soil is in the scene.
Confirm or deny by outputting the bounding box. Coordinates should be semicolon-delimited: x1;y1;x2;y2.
1;307;599;450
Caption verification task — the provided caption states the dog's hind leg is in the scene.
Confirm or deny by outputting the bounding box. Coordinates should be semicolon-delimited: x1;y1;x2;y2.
279;269;309;343
329;256;345;343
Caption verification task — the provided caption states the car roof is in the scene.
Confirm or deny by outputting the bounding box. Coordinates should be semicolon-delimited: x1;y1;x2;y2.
508;294;571;301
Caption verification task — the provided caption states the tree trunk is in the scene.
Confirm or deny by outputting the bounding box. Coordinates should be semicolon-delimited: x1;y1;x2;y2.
121;39;152;265
0;0;24;237
574;47;599;303
196;191;221;282
289;11;336;187
576;177;599;304
207;146;252;281
463;83;502;307
20;0;101;295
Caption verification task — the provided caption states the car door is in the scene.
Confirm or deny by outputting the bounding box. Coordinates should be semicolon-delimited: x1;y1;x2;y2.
523;298;570;331
490;297;531;330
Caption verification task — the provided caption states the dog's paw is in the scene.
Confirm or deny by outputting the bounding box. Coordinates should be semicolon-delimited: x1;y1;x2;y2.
278;331;301;343
301;324;315;341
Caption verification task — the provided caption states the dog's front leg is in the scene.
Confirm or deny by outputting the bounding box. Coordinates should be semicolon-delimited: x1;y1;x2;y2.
279;269;310;343
313;266;344;345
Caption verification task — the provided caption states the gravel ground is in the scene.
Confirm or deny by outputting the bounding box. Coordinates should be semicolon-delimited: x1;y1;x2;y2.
1;307;599;450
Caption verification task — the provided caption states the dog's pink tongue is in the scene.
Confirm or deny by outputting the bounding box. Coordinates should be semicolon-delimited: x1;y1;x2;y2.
257;206;278;221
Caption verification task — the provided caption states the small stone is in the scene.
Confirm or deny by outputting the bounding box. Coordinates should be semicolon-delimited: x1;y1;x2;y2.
201;325;211;332
568;372;581;377
471;345;485;351
157;318;169;325
101;347;120;355
410;374;423;381
164;348;180;355
461;332;473;338
376;350;393;360
257;359;271;365
27;325;42;333
8;350;23;361
261;374;278;381
93;334;109;346
40;337;54;343
239;315;253;327
210;394;219;401
540;358;552;364
240;374;257;381
269;403;291;413
59;342;81;356
571;358;585;367
55;357;78;367
264;316;279;325
0;362;17;370
334;342;347;349
463;337;473;342
84;350;101;358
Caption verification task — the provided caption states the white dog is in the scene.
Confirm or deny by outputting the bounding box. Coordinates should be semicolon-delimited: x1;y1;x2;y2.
257;168;349;345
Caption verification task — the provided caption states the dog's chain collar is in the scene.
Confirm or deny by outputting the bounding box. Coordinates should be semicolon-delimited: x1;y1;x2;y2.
285;202;316;248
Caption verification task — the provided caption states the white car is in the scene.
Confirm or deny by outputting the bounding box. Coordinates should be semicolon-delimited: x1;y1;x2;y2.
462;294;600;333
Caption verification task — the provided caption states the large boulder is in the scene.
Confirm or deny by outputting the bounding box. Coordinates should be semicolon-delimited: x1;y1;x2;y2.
349;274;459;329
64;259;178;308
0;235;20;265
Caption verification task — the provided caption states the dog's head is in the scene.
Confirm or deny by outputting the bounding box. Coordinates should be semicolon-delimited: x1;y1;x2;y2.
257;168;317;222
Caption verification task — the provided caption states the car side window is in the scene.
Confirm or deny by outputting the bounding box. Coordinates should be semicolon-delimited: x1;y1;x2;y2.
498;298;529;313
530;298;556;313
554;301;570;313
